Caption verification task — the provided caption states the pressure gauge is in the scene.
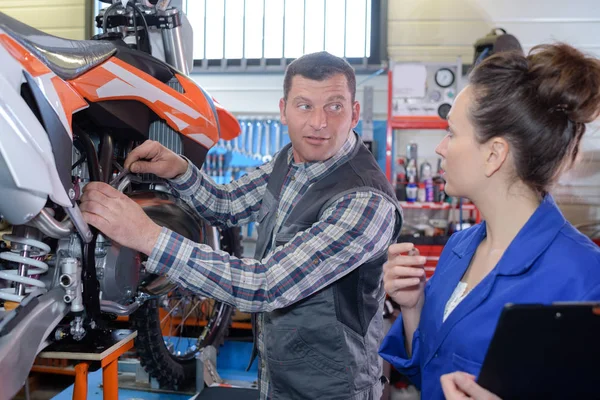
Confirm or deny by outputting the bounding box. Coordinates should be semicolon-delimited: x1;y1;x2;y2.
438;103;452;120
429;90;442;102
435;68;455;88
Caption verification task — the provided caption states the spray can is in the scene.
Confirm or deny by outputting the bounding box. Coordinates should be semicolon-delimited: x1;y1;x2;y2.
425;177;434;202
406;176;418;203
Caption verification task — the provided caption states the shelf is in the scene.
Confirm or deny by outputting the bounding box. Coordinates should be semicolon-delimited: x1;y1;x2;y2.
399;201;476;210
390;116;449;130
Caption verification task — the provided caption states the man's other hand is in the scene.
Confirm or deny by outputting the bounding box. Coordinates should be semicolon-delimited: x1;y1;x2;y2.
80;182;162;255
124;140;188;179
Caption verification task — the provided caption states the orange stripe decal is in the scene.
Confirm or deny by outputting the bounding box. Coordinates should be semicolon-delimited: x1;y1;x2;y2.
0;33;50;77
50;77;88;131
70;58;220;149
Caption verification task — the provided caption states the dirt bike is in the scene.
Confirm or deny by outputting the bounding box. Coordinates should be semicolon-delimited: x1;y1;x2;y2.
0;1;241;397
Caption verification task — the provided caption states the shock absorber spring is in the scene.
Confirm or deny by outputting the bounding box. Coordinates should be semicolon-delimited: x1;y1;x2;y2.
0;234;50;303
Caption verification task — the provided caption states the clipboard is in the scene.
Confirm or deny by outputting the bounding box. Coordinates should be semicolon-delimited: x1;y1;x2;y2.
477;303;600;399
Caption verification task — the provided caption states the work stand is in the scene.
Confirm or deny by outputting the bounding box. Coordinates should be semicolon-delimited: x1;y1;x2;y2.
32;329;136;400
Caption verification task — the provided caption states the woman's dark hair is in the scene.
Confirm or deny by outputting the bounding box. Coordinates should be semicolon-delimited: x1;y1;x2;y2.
469;43;600;194
283;51;356;102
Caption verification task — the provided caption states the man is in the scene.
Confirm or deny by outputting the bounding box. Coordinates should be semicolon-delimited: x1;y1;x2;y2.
80;51;402;399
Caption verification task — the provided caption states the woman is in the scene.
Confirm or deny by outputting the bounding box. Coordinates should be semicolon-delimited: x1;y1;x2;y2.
379;43;600;399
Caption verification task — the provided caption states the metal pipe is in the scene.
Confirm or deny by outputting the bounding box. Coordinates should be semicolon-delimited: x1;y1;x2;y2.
100;299;141;316
15;249;29;297
65;206;93;244
28;209;74;239
162;9;189;74
117;175;133;193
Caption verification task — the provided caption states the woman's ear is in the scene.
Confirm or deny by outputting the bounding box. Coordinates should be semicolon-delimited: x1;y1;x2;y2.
484;137;510;177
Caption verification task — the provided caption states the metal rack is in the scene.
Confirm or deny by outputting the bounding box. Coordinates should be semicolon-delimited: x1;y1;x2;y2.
385;59;481;275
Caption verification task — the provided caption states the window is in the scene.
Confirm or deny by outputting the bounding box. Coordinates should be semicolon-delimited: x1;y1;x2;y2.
183;0;384;71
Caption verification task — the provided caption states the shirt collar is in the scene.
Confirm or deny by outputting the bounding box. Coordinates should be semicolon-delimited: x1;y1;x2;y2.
287;131;358;183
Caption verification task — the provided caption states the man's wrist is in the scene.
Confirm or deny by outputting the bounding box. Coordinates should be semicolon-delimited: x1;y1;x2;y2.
173;157;189;179
139;222;162;256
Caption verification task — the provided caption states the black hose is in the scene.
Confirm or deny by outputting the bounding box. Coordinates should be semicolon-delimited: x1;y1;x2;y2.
71;153;87;170
74;126;103;324
74;128;102;182
128;1;152;54
130;1;139;50
102;2;120;33
99;133;114;183
82;231;101;324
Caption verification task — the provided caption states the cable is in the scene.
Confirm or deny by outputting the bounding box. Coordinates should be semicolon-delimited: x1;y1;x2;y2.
129;1;140;50
102;2;120;33
128;1;153;54
71;154;87;170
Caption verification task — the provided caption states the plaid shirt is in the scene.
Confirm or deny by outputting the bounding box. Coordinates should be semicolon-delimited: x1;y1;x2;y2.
146;132;397;399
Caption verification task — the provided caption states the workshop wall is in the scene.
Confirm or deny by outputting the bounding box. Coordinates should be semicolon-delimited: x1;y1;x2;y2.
388;0;600;62
194;73;389;120
194;0;600;117
389;0;600;225
3;0;597;224
0;0;86;40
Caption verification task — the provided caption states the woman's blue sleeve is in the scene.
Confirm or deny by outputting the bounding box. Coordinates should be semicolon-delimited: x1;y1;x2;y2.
379;315;423;389
378;232;464;390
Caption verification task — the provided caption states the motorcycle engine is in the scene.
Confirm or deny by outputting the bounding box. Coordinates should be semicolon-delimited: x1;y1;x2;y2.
56;233;142;304
95;236;141;303
65;134;208;308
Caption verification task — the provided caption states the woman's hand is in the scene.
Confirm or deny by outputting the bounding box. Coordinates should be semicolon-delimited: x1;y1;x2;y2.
383;242;427;310
441;372;501;400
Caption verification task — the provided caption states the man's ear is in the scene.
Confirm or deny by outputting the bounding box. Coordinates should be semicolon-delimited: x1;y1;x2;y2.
484;137;509;177
351;101;361;128
279;98;287;125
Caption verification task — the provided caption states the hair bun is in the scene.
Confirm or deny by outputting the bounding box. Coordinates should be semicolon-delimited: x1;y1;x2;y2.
528;43;600;124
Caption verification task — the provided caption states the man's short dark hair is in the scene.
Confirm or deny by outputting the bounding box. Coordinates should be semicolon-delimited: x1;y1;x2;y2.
283;51;356;102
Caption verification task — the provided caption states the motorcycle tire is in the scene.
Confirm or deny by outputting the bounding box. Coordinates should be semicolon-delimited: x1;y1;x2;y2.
132;226;243;390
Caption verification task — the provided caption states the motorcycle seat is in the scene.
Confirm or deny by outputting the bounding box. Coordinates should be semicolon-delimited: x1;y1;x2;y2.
0;11;117;80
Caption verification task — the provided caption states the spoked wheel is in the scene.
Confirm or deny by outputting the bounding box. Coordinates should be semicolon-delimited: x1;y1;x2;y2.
131;225;242;389
132;291;234;389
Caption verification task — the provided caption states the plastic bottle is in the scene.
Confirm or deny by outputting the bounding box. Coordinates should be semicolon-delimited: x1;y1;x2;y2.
406;175;418;203
406;159;418;184
425;178;434;202
395;159;407;201
420;161;434;202
420;161;432;181
407;142;418;161
417;182;426;202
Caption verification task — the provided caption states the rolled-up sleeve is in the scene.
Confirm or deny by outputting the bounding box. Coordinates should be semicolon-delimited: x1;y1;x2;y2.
379;316;423;389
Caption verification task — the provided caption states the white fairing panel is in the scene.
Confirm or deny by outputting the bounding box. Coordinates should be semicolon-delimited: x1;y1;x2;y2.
0;34;73;225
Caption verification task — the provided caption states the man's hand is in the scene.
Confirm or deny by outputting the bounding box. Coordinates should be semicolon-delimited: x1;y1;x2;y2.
441;372;501;400
124;140;188;179
80;182;162;255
